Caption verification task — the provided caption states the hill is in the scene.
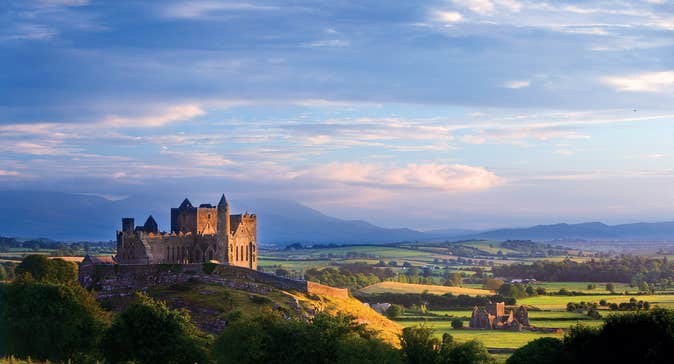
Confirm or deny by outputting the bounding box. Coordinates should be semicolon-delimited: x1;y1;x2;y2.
467;221;674;241
0;190;426;245
358;281;493;296
105;274;402;346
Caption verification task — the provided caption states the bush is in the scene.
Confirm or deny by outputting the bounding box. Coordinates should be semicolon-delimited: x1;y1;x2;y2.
0;280;109;362
249;295;272;305
213;312;400;364
483;278;504;291
507;337;566;364
101;293;209;364
386;304;405;319
451;318;464;329
14;255;77;283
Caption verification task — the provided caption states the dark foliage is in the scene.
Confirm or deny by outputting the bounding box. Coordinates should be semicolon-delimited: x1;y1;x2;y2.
493;256;674;283
213;312;400;364
101;292;209;364
14;254;77;283
0;279;109;362
305;263;395;290
506;338;566;364
512;309;674;364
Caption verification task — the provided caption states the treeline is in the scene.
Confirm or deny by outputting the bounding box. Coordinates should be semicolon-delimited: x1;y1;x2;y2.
304;264;396;290
0;236;115;254
355;292;511;310
493;256;674;283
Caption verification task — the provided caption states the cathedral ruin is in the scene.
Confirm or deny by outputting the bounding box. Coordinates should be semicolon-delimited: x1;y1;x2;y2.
469;302;529;330
115;194;257;269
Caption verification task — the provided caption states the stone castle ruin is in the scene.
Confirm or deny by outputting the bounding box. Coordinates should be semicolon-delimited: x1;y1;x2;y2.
469;302;529;330
116;194;257;269
79;194;349;301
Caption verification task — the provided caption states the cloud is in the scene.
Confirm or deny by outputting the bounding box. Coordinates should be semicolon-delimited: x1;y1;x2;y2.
102;104;206;127
452;0;495;14
301;39;350;48
461;126;590;145
601;71;674;92
290;163;504;192
162;1;278;19
502;80;531;89
433;11;463;23
0;170;21;177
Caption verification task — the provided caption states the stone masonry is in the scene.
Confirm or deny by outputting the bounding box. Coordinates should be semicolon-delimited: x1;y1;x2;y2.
116;194;257;269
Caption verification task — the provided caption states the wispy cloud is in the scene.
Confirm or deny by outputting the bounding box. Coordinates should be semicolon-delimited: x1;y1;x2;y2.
289;163;504;193
502;80;531;89
161;1;278;19
601;71;674;92
432;10;464;23
102;104;206;128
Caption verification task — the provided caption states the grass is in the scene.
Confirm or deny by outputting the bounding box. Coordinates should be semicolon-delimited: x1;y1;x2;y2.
358;281;493;296
530;281;633;294
519;294;674;309
397;319;560;349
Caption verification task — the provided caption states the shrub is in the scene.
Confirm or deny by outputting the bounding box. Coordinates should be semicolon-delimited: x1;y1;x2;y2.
249;295;272;305
385;304;404;319
451;318;464;329
0;280;109;362
507;337;566;364
14;255;77;284
101;293;209;364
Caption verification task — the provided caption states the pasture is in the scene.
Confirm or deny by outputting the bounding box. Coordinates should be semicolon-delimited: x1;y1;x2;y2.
359;281;494;296
519;294;674;309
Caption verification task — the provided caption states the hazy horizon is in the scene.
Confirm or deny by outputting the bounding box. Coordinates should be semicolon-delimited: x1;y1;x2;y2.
2;1;674;230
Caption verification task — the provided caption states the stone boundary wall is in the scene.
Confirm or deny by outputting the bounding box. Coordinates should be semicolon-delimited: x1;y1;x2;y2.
79;263;347;299
306;281;349;299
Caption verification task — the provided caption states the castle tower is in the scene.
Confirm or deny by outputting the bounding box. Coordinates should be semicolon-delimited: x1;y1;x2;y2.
217;194;230;235
217;194;231;262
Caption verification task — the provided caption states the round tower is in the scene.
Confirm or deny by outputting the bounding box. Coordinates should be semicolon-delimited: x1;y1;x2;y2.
217;193;230;235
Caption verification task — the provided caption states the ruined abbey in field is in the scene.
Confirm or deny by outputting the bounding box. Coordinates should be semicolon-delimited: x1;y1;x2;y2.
115;194;257;269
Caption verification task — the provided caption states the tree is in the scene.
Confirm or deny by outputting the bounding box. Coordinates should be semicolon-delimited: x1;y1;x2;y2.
605;283;615;293
0;265;6;281
498;283;527;299
213;312;399;364
399;325;439;364
484;278;504;291
506;337;566;364
0;279;109;362
101;293;209;364
14;255;77;283
386;304;405;319
451;318;463;329
439;340;493;364
444;272;462;287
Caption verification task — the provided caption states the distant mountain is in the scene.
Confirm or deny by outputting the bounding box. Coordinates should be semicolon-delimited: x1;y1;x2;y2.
467;221;674;241
0;191;427;245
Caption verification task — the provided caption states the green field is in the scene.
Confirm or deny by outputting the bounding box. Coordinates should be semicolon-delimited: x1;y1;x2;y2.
530;281;633;294
519;294;674;309
397;318;561;349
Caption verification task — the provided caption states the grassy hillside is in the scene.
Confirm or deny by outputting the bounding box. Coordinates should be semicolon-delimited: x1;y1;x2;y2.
358;281;493;296
137;279;402;346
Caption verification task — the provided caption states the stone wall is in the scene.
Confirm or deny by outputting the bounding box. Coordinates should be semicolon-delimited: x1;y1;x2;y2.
306;281;349;299
79;263;344;299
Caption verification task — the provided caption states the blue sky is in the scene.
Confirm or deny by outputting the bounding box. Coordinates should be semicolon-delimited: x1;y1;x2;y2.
2;0;674;230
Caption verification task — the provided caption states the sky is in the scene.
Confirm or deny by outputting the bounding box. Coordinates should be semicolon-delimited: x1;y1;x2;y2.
2;0;674;230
